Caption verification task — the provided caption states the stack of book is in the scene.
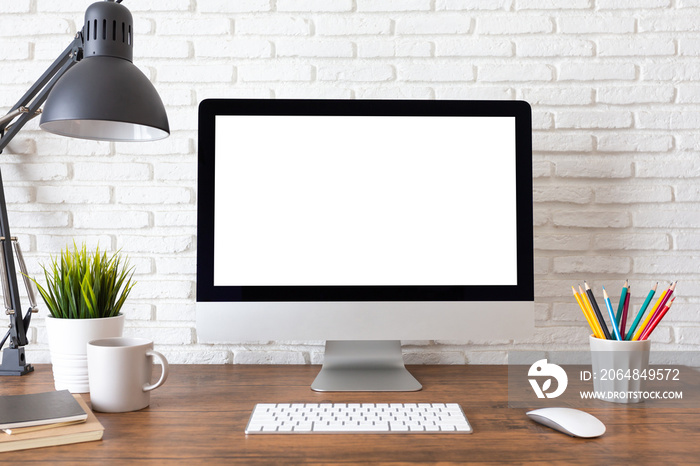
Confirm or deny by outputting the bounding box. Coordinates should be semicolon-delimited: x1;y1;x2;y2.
0;390;104;452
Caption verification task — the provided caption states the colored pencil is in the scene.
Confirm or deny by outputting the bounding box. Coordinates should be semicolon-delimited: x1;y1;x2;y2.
639;297;675;341
642;281;676;336
603;287;623;340
621;285;631;339
584;282;611;340
632;288;668;341
615;280;628;327
625;282;657;340
573;286;596;337
579;285;605;339
573;286;603;339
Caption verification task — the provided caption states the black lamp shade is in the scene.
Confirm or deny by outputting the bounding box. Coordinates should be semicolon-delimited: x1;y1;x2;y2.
40;56;169;141
39;1;169;142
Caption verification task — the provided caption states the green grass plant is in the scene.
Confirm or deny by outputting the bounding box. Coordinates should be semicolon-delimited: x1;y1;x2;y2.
30;243;135;319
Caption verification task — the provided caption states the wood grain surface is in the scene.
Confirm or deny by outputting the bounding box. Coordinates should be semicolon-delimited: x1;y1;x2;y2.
1;364;699;464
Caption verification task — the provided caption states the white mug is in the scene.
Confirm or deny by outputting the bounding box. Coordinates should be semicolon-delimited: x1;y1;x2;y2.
87;337;169;413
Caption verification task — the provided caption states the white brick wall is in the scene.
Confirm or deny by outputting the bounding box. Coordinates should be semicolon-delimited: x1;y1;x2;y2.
2;1;700;365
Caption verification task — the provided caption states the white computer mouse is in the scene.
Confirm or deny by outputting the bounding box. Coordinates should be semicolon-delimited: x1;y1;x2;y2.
526;407;606;438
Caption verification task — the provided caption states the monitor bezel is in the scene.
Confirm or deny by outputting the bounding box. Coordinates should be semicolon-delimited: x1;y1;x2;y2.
197;99;533;303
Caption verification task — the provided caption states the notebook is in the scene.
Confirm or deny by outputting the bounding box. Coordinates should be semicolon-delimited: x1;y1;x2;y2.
0;390;87;430
0;394;104;452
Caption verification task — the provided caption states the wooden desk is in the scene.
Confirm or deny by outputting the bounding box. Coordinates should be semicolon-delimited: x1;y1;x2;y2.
2;364;699;464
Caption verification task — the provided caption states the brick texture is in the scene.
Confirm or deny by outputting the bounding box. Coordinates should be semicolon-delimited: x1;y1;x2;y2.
1;2;699;365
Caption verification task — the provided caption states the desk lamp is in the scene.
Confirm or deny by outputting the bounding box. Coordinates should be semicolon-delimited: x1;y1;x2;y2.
0;0;169;376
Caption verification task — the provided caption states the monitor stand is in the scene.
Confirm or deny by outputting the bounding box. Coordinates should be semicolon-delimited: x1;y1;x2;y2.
311;340;422;392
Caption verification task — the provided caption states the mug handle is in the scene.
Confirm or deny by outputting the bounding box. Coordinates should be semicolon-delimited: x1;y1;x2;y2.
143;350;169;392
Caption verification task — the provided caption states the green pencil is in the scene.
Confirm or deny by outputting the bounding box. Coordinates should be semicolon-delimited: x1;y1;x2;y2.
625;282;657;340
615;280;628;325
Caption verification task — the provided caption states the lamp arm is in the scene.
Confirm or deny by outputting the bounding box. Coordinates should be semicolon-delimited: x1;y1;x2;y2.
0;35;82;153
0;34;83;375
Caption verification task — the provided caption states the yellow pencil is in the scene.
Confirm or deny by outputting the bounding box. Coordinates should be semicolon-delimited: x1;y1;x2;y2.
576;285;604;339
572;286;601;339
632;288;668;341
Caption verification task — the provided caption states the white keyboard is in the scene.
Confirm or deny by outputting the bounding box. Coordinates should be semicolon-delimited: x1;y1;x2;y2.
245;403;472;434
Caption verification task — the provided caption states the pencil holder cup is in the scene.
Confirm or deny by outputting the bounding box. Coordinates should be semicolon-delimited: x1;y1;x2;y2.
589;335;651;404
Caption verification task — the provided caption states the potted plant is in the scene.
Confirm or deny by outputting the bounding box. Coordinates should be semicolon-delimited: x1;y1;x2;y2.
31;243;135;393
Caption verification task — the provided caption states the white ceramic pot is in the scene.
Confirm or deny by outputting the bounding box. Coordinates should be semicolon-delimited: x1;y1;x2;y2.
45;314;125;393
589;335;651;403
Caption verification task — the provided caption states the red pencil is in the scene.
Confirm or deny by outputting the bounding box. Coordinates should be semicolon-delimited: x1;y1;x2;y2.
641;281;676;336
639;297;675;341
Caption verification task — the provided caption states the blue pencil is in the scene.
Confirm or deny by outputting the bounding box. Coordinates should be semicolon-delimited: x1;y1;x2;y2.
603;287;623;340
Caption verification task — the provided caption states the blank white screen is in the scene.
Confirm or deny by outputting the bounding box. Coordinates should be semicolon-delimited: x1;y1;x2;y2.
213;115;517;287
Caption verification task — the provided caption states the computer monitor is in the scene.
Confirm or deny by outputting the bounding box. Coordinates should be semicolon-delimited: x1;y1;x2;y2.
196;99;534;391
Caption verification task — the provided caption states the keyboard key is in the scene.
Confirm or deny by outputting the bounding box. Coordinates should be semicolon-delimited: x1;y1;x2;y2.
389;423;410;432
293;422;313;432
